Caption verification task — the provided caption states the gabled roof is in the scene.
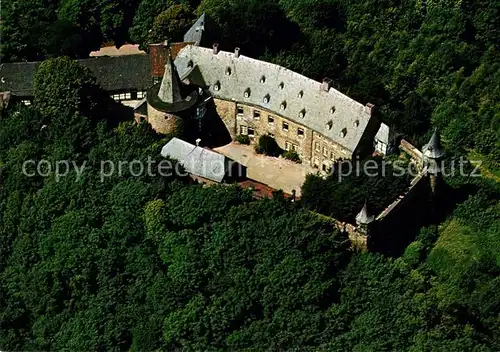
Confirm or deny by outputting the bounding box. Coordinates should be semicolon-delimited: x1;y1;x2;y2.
422;129;445;159
161;137;229;182
0;62;39;96
0;54;151;96
79;54;151;92
355;202;375;225
174;45;374;153
157;52;183;103
183;13;217;47
184;13;206;45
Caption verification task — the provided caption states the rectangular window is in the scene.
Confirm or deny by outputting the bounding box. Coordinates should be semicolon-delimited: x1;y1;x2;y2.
248;127;255;137
292;144;298;152
315;142;321;152
330;152;335;160
285;141;291;151
297;128;304;138
282;122;289;132
268;115;274;125
125;92;132;100
313;157;319;168
322;163;328;172
323;147;328;157
137;91;144;99
253;110;260;120
240;125;248;135
237;106;244;115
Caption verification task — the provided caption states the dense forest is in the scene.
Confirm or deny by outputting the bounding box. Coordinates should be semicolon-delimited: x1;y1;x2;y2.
1;0;499;350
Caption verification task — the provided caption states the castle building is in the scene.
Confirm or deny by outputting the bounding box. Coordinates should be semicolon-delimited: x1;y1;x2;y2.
169;43;388;168
0;13;390;169
146;49;199;134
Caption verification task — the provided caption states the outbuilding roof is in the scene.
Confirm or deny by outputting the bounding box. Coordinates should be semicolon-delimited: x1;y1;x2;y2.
161;137;230;182
0;54;151;96
174;45;374;153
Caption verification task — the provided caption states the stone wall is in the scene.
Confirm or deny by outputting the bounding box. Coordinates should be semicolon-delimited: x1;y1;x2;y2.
213;98;237;138
220;101;354;166
311;131;353;171
147;103;183;134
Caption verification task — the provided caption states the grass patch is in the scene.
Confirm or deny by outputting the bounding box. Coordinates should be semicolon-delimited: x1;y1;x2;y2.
468;149;500;183
427;219;479;278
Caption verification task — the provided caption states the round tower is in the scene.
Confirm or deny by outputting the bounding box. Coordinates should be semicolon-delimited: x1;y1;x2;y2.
355;201;375;235
146;48;198;135
422;129;445;193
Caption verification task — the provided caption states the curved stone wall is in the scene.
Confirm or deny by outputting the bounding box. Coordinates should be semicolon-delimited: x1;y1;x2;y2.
147;103;183;135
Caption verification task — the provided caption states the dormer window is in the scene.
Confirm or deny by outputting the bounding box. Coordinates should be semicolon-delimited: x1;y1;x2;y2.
340;128;347;138
244;88;251;98
353;120;360;127
213;81;221;91
187;60;194;68
298;91;304;98
280;101;287;110
325;120;333;130
299;109;306;118
260;75;266;83
225;67;232;75
279;82;284;89
330;106;336;114
263;94;270;104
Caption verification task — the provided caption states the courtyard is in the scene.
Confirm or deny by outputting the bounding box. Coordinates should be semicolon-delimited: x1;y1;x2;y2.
214;142;316;196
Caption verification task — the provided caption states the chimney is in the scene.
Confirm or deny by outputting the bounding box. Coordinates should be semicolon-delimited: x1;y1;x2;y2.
365;103;375;115
321;78;333;92
213;43;219;55
196;138;202;147
235;47;240;58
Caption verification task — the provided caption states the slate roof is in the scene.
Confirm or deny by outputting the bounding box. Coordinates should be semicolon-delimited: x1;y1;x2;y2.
157;53;183;103
183;13;217;47
355;202;375;225
0;62;39;96
161;137;230;182
79;54;151;91
422;129;445;159
0;54;152;96
174;45;375;153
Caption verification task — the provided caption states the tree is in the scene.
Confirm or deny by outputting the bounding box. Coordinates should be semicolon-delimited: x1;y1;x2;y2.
129;0;176;49
149;4;195;44
196;0;300;57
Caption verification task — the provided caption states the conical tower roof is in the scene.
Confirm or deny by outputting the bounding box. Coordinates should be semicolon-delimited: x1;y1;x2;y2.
356;201;375;225
157;50;183;104
423;129;445;159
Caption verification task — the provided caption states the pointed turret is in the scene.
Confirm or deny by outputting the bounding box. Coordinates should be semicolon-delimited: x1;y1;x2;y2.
157;50;183;104
423;129;445;159
423;129;445;177
356;201;375;226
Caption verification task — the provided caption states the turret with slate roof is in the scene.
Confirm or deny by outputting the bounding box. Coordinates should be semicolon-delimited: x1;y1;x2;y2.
422;129;445;176
157;49;183;104
355;201;375;235
423;129;445;160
